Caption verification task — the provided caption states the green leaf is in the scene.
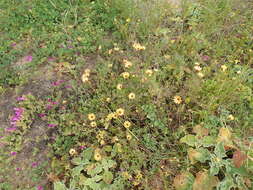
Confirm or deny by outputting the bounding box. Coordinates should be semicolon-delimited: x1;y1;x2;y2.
72;165;84;177
54;182;67;190
103;171;114;184
201;136;216;147
86;163;103;176
214;143;226;158
82;147;93;160
101;159;116;171
188;148;210;164
180;135;197;147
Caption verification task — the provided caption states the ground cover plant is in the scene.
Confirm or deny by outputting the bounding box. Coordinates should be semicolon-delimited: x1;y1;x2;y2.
0;0;253;189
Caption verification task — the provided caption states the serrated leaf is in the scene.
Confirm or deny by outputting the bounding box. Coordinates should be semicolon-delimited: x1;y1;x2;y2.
103;171;113;184
180;135;197;147
193;171;219;190
173;172;195;190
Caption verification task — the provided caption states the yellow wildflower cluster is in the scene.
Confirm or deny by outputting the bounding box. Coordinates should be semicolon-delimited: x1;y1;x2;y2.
124;121;131;128
128;92;135;100
96;130;106;145
81;69;91;83
132;42;146;51
94;148;102;161
145;69;153;77
133;170;143;186
123;59;133;68
194;62;204;78
122;171;132;180
88;113;96;127
173;95;182;104
69;148;77;156
121;72;130;79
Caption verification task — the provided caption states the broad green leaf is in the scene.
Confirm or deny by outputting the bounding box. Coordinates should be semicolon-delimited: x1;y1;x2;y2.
72;165;84;177
86;163;103;176
217;176;235;190
101;159;116;171
71;157;82;165
180;135;197;147
103;171;114;184
201;136;216;147
173;172;195;190
82;147;93;160
188;148;210;164
54;182;67;190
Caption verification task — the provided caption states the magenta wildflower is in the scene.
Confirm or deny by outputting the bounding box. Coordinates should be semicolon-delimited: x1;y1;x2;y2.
37;185;43;190
5;127;17;132
25;55;33;62
38;113;46;118
10;151;17;156
46;104;53;110
80;145;86;150
16;167;22;171
32;162;38;168
65;85;72;89
201;55;210;62
48;123;57;128
11;42;17;47
47;57;56;62
16;96;26;101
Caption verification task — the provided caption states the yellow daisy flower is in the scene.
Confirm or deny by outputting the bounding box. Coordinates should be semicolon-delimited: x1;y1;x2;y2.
197;72;204;78
221;65;227;71
88;113;96;121
81;74;89;83
228;114;234;121
121;72;130;79
124;121;131;128
128;93;135;100
123;59;133;68
126;133;132;141
117;84;123;90
145;69;153;76
116;108;125;116
132;42;146;50
173;96;182;104
94;149;102;161
69;148;76;156
90;121;97;127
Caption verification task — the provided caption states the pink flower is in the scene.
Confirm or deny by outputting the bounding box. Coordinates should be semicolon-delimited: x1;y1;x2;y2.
10;151;17;156
37;186;43;190
48;124;57;128
201;55;210;62
25;55;33;62
6;127;17;132
38;113;46;118
32;162;38;168
47;57;56;62
16;167;22;171
17;96;26;101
